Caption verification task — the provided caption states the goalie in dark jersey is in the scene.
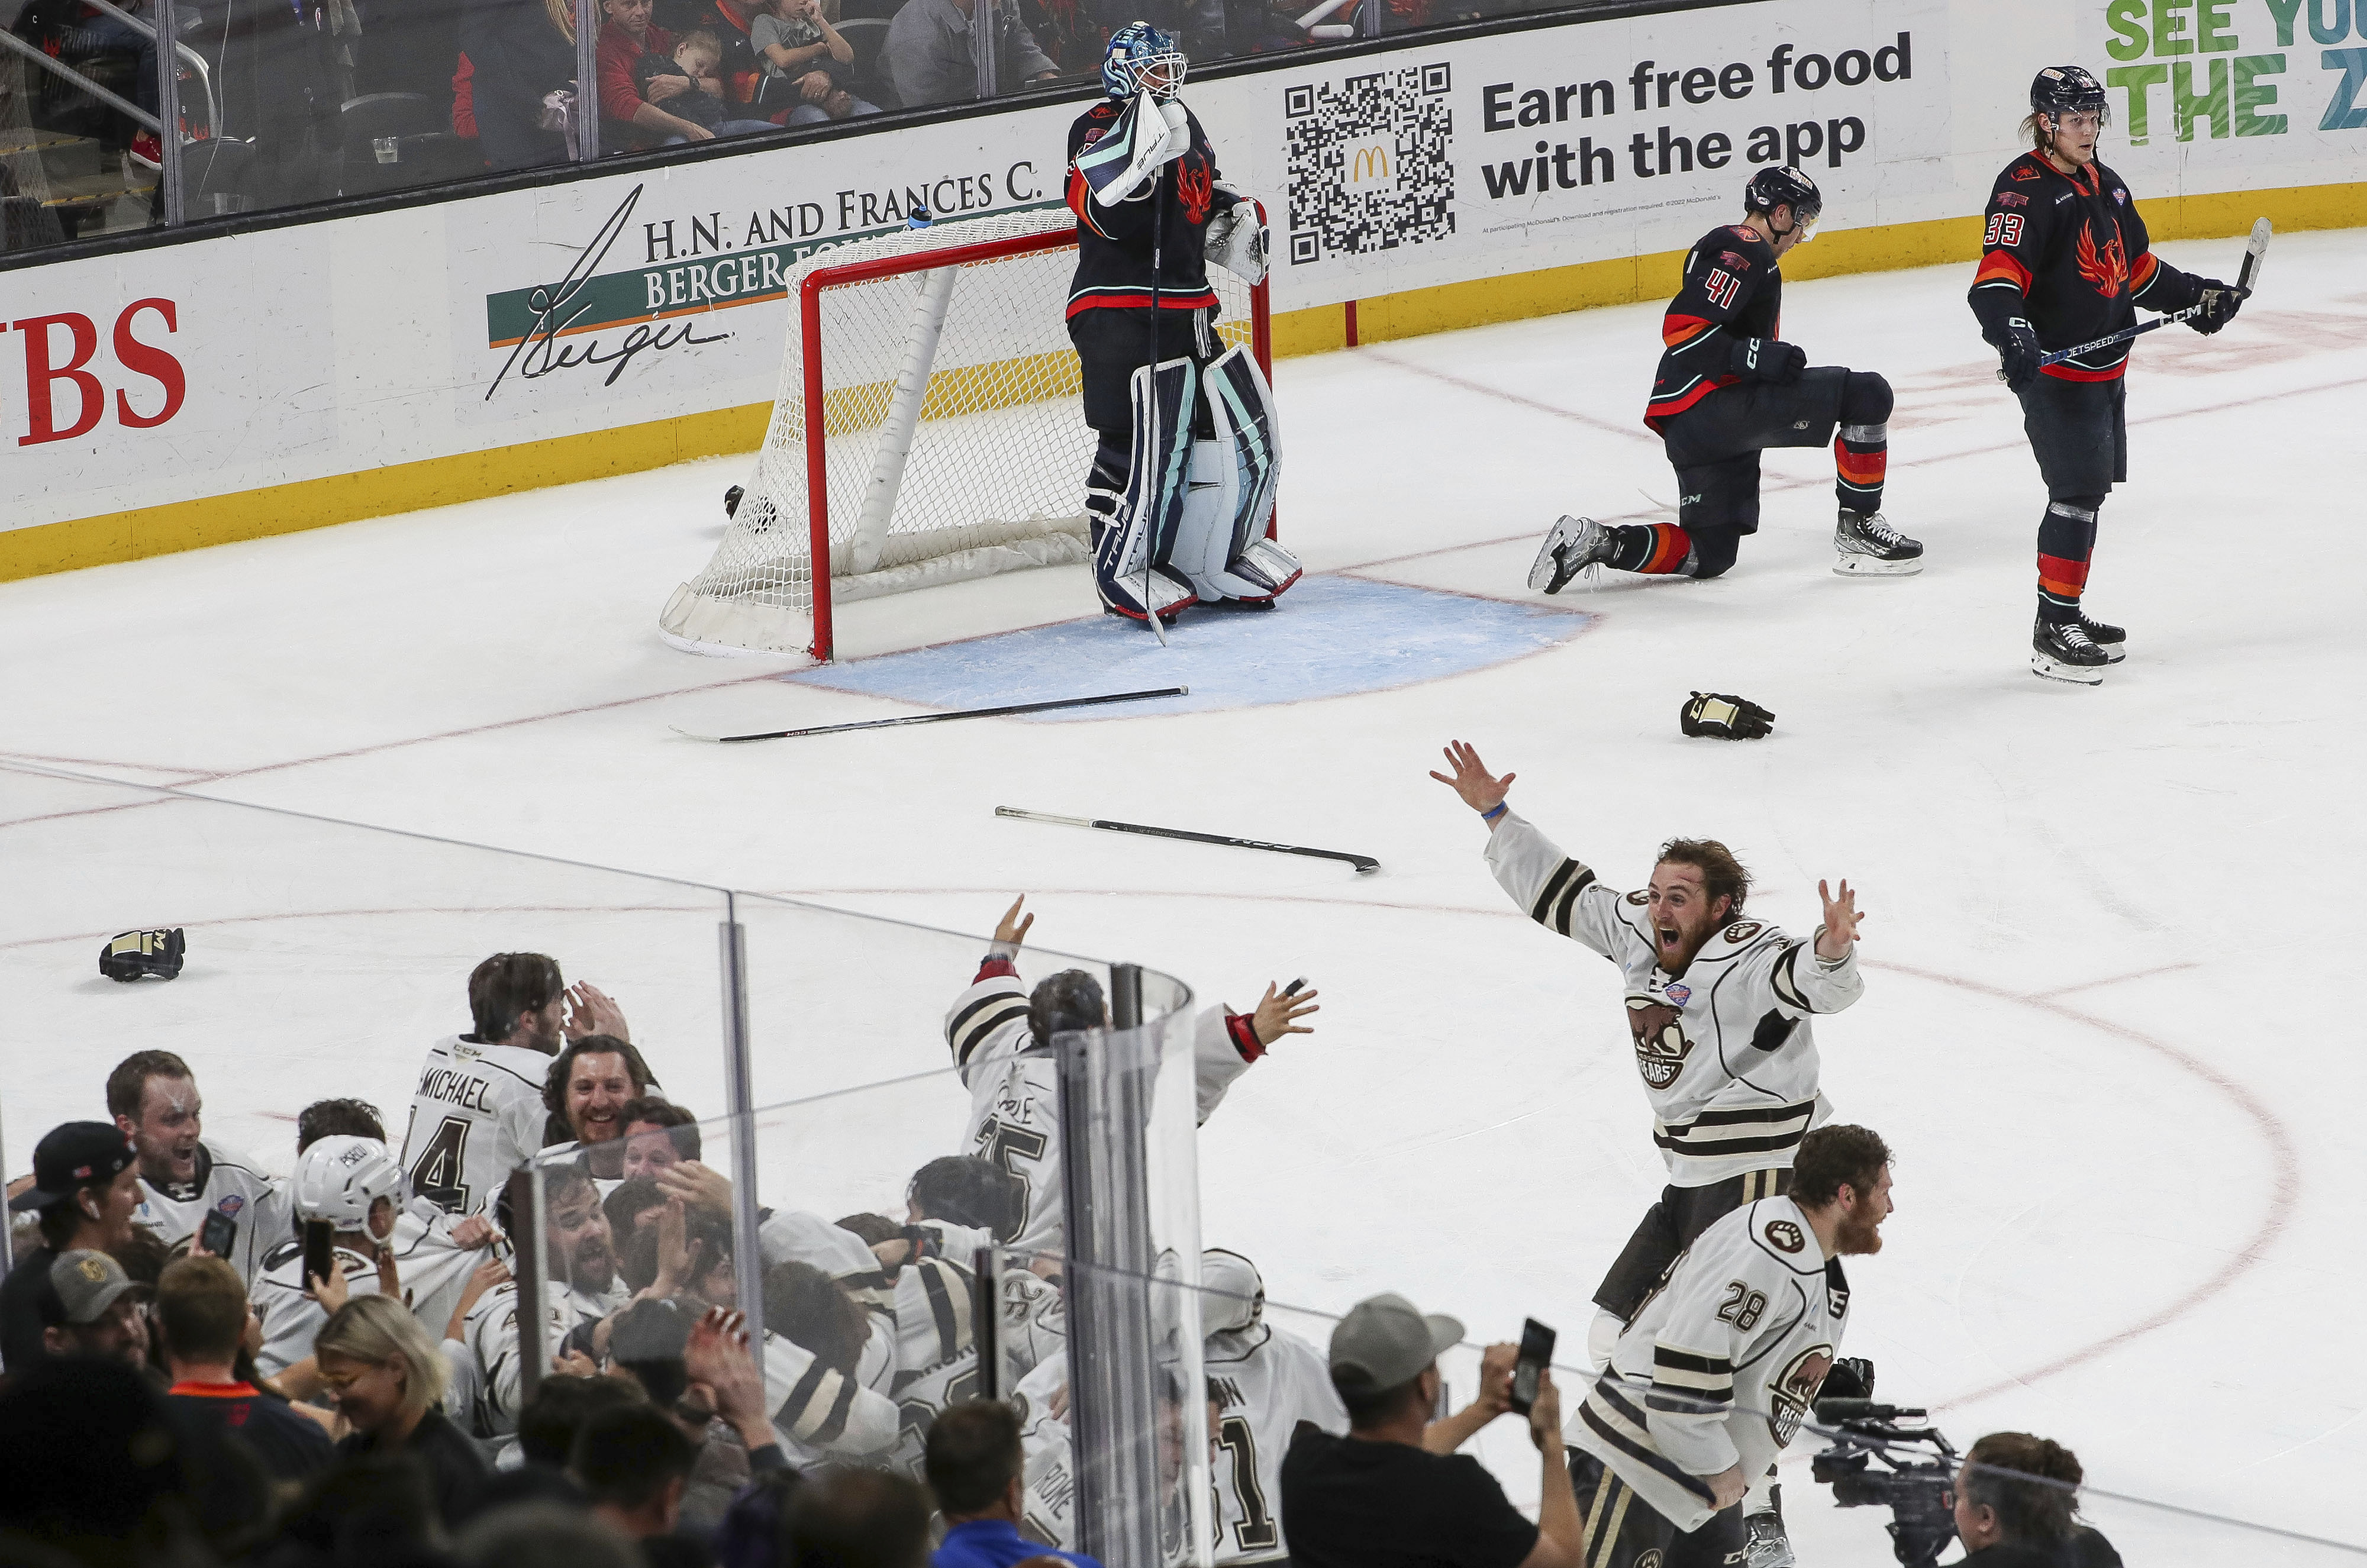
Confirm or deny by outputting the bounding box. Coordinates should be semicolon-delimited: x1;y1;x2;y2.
1065;21;1299;623
1529;167;1923;593
1968;66;2244;685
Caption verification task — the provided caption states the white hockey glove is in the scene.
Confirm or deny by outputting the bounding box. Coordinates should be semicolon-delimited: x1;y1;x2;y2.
1203;202;1268;285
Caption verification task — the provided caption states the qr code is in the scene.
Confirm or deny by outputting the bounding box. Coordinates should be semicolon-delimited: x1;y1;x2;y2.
1284;62;1455;264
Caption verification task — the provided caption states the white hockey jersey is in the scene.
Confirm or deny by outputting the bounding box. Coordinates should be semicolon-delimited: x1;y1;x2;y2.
1485;811;1863;1185
945;966;1256;1256
883;1252;1065;1473
398;1036;556;1215
1014;1350;1079;1551
1205;1321;1348;1564
1571;1195;1853;1533
758;1208;898;1322
458;1273;630;1438
133;1140;296;1286
248;1198;491;1376
762;1327;899;1463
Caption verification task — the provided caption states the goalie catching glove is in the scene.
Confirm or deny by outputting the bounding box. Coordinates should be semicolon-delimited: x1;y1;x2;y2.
1679;692;1775;740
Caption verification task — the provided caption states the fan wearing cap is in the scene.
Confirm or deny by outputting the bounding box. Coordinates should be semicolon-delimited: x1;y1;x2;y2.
1968;66;2243;685
1278;1293;1584;1568
2;1121;143;1373
41;1249;153;1366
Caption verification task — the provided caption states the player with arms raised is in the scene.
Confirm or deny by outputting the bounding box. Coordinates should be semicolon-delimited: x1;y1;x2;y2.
1066;22;1297;622
1969;66;2246;684
1530;167;1921;589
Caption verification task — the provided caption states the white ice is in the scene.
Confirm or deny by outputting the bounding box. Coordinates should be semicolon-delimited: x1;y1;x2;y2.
5;229;2365;1563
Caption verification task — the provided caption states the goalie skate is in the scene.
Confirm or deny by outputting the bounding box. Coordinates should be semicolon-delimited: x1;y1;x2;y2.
1528;515;1613;593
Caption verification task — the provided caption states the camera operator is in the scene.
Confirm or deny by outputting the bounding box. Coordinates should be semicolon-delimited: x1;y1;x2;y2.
1954;1433;2121;1567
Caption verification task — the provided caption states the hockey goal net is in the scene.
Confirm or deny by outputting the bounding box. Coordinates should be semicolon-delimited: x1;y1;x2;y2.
659;206;1270;662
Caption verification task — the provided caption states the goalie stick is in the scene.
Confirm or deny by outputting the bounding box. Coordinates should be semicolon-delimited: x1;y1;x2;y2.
995;805;1381;875
670;687;1187;743
2007;218;2271;376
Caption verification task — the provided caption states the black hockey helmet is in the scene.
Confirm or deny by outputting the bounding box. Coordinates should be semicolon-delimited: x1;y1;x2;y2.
2030;65;2110;127
1744;165;1822;235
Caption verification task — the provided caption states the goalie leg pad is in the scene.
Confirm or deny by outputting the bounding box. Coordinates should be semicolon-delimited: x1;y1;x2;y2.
1198;344;1299;601
1095;357;1199;621
1169;438;1264;603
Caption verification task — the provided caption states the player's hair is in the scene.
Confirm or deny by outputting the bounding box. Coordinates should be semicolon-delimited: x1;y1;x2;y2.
835;1212;901;1247
518;1374;647;1468
620;1096;701;1159
155;1254;249;1364
905;1155;1022;1241
675;26;720;55
1028;969;1106;1047
1791;1124;1891;1209
542;1036;659;1125
785;1467;931;1568
1332;1367;1430;1430
607;1296;697;1406
109;1225;172;1288
570;1404;698;1511
297;1098;387;1152
315;1294;447;1424
1653;838;1750;919
604;1175;667;1247
1962;1432;2083;1544
467;952;565;1043
105;1050;194;1121
762;1260;871;1375
924;1399;1025;1517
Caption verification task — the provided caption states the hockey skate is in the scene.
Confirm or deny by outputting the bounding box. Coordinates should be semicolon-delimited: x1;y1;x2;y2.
1528;515;1614;594
1742;1509;1796;1568
2073;608;2127;663
2031;615;2109;685
1831;510;1923;576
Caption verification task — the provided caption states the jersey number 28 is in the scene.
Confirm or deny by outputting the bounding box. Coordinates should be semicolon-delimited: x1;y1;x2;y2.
1716;1280;1769;1331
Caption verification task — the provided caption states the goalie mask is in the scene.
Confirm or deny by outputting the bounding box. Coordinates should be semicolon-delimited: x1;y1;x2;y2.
1101;21;1185;101
295;1135;408;1236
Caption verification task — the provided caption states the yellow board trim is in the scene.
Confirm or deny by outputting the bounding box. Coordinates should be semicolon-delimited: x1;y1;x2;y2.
5;179;2359;585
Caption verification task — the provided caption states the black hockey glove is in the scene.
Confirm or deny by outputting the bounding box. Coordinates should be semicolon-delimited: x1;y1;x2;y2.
2188;279;2244;335
1679;692;1775;740
1997;316;2041;391
1731;337;1807;385
99;927;184;982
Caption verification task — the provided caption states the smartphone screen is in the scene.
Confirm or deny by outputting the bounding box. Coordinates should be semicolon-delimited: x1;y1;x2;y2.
198;1209;237;1260
1508;1317;1556;1415
301;1219;337;1288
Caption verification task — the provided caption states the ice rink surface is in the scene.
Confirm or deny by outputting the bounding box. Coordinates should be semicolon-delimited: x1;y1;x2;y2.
7;228;2365;1561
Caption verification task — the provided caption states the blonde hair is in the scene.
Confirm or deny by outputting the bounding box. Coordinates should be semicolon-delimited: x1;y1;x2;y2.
316;1294;447;1424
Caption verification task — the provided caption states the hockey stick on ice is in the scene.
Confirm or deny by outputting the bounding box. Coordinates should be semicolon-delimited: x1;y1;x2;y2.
2005;218;2271;376
670;686;1188;743
996;805;1381;875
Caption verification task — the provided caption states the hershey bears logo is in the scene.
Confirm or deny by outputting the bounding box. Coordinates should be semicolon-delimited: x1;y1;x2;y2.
1769;1345;1834;1445
1763;1219;1805;1254
1624;889;1649;905
1723;920;1762;943
1634;1553;1665;1568
1627;998;1693;1088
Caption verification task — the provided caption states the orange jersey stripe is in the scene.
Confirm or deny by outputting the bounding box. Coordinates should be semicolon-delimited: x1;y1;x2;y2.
1973;251;2032;291
1643;526;1691;574
2129;250;2159;291
2037;553;2091;596
1662;313;1713;349
1835;449;1886;485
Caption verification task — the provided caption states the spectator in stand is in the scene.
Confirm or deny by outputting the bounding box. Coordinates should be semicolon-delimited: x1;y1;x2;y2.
1279;1292;1584;1568
0;1355;198;1559
749;0;876;121
459;0;577;169
621;1099;702;1182
636;27;780;142
927;1399;1100;1568
109;1049;296;1285
884;0;1056;109
600;0;719;147
785;1467;933;1568
1953;1433;2121;1568
157;1255;335;1484
2;1122;141;1373
41;1250;153;1367
459;1501;643;1568
572;1402;706;1566
317;1293;491;1528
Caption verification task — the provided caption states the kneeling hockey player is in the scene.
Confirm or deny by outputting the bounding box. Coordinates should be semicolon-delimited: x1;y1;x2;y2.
1065;21;1299;622
1530;167;1923;591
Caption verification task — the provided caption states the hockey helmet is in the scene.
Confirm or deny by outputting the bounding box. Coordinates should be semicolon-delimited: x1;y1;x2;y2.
1744;165;1822;238
1201;1247;1265;1335
1101;21;1185;102
99;928;185;982
2031;65;2110;127
295;1135;408;1234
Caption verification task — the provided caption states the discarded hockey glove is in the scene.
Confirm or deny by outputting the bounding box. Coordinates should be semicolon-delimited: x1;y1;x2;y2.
100;927;185;982
1997;317;2041;391
2188;279;2243;335
1731;337;1806;385
1680;692;1775;740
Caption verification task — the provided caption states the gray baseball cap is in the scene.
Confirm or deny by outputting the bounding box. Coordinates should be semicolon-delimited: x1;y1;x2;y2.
1328;1292;1463;1388
49;1250;140;1325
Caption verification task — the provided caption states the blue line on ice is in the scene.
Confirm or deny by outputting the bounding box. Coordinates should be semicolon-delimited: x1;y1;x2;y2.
781;573;1591;718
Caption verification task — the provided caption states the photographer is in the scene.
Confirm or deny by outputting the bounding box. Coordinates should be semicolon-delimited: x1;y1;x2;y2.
1954;1434;2121;1567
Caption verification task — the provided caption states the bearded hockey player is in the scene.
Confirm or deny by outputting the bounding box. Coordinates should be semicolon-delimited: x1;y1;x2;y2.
1969;66;2245;684
1570;1125;1892;1568
1066;21;1298;621
1530;167;1921;591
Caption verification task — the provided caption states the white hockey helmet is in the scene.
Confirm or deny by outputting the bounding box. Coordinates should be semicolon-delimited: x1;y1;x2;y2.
294;1135;408;1232
1201;1248;1265;1336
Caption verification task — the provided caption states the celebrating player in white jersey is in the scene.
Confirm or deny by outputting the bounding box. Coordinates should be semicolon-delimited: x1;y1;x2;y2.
1571;1125;1893;1568
398;952;630;1215
1432;742;1865;1361
108;1050;294;1286
1201;1248;1347;1565
454;1162;631;1440
944;896;1318;1259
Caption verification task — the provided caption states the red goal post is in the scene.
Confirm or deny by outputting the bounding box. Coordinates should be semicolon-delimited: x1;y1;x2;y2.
659;205;1273;664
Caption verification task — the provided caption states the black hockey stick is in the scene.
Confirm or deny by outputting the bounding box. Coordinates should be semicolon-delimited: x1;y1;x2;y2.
1143;93;1170;649
670;687;1187;743
2005;218;2271;376
996;805;1381;876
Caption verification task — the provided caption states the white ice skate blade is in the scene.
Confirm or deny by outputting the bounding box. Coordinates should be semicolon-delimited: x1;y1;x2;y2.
1831;552;1923;577
2096;642;2129;664
2030;651;2105;686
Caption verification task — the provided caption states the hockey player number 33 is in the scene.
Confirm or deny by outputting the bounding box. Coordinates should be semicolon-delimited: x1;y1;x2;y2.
1984;212;2024;249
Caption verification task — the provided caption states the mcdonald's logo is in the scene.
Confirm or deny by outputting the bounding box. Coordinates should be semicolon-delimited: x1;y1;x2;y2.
1342;135;1395;192
1351;145;1391;182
